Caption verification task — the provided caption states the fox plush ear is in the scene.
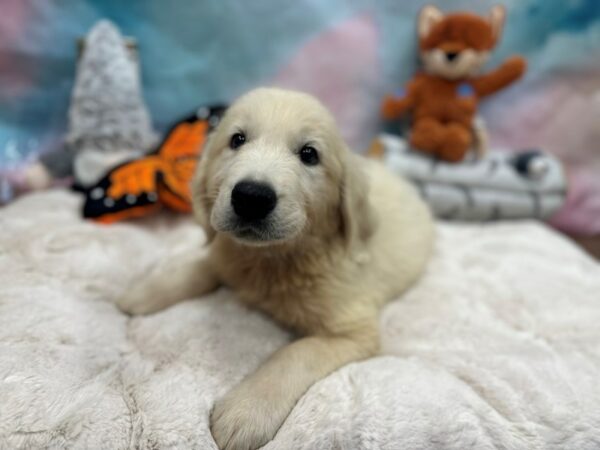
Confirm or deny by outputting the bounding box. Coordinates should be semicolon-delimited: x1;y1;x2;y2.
419;5;444;39
489;5;506;43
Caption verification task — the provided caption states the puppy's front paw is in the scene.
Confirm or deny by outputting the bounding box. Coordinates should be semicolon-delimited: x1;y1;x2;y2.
115;285;166;316
210;386;287;450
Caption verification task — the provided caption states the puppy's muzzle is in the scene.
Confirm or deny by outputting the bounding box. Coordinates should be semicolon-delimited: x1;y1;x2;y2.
231;181;277;221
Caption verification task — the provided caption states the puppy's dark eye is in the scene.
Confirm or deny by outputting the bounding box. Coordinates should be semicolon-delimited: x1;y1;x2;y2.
230;132;246;150
299;145;319;166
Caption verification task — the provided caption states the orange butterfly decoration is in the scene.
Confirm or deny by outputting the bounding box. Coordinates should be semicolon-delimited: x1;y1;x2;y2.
81;106;226;223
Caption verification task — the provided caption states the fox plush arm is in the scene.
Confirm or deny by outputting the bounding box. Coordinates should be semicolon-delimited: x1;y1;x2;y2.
473;55;526;98
381;80;418;119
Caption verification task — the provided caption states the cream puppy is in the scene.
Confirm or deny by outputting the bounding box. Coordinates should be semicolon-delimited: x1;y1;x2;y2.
117;88;434;450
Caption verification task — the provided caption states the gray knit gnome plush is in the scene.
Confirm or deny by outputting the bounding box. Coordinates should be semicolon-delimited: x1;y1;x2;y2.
37;20;158;187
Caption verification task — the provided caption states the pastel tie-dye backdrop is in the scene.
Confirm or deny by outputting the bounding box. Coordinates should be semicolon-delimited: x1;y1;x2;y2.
0;0;598;234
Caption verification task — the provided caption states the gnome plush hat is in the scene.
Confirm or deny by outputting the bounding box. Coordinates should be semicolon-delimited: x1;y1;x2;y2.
67;20;158;186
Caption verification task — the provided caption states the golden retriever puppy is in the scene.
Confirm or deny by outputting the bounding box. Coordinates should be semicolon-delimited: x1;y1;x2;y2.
116;88;434;450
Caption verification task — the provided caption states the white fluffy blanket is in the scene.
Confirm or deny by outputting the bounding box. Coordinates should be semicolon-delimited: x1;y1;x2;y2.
1;190;599;450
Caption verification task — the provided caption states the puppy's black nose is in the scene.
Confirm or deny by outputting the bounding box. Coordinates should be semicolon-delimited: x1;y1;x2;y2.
446;51;459;62
231;181;277;221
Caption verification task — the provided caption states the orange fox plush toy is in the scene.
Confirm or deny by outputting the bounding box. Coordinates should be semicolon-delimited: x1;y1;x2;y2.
382;5;526;162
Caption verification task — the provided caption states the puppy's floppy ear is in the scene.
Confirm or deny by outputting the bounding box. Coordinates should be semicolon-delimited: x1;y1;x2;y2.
489;5;506;43
192;134;217;244
418;5;444;39
339;151;376;248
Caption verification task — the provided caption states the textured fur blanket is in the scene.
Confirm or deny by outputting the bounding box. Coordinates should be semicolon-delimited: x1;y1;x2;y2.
1;190;599;449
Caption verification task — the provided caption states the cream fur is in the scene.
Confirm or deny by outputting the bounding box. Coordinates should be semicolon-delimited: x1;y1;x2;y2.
116;88;434;450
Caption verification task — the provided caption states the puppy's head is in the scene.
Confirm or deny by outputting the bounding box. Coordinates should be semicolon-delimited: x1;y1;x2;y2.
418;5;505;80
193;88;374;248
